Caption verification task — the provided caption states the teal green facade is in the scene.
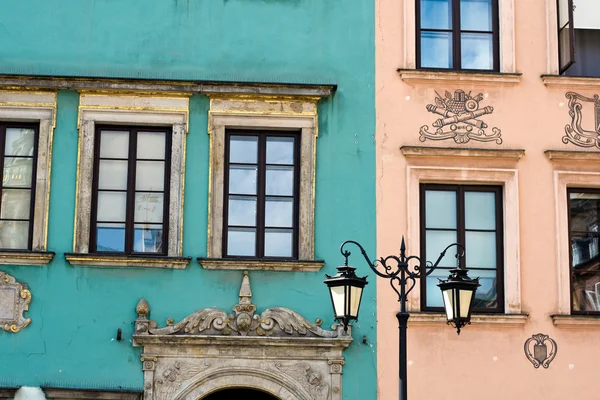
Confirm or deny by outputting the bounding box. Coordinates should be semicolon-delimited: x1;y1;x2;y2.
0;1;376;398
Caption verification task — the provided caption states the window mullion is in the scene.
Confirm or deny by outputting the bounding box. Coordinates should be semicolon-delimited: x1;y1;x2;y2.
257;134;267;258
457;186;466;270
27;126;40;250
162;128;172;256
125;128;137;254
0;125;6;245
454;0;462;70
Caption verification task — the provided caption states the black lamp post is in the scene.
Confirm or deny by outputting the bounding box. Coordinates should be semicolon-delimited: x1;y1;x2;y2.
324;236;479;400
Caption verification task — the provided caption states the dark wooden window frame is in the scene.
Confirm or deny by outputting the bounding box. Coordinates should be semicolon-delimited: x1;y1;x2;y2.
567;187;600;315
90;125;172;255
557;0;575;74
416;0;500;72
0;122;39;251
223;129;301;260
420;183;505;313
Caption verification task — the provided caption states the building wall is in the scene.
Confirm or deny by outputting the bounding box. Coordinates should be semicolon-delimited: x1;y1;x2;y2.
377;0;599;399
0;0;377;398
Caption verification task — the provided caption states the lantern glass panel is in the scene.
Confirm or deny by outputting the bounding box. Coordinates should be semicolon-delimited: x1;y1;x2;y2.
330;286;346;319
442;288;455;320
349;286;363;318
459;288;474;318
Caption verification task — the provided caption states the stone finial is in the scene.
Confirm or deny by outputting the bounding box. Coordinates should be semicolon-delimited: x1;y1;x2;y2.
137;298;150;318
239;271;252;305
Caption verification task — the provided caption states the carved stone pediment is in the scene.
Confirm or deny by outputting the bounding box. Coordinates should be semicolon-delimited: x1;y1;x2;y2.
0;271;31;333
133;272;351;400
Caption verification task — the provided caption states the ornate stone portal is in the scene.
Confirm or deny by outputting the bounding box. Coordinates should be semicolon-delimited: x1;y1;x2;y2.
133;272;351;400
0;271;31;333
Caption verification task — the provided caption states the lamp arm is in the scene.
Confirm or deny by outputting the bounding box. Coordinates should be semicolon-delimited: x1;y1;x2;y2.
425;243;466;277
340;240;392;278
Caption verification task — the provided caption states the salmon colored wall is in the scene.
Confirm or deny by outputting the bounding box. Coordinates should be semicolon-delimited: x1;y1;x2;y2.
376;0;599;398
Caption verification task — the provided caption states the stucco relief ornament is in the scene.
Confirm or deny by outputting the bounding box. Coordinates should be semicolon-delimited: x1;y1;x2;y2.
524;333;557;369
419;90;502;144
0;271;32;333
563;92;600;148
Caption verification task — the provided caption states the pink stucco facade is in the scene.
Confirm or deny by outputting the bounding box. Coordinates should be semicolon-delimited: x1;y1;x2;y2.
376;0;599;399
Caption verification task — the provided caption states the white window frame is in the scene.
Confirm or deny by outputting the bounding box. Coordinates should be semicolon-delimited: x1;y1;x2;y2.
68;93;190;269
201;95;323;272
0;91;56;265
406;165;522;315
403;0;516;72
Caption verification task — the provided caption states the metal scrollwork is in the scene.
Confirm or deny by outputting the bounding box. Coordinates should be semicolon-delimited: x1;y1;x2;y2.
524;333;558;369
563;92;600;148
419;90;502;144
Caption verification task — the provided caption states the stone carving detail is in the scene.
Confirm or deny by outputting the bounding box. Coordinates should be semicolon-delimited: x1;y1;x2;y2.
274;362;330;400
420;90;502;144
0;271;31;333
563;92;600;148
135;271;341;338
524;333;558;369
154;360;212;400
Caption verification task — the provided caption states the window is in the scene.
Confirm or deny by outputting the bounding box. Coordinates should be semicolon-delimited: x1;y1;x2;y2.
420;184;504;313
90;126;171;255
416;0;499;71
0;123;38;250
557;0;600;76
568;189;600;313
223;130;299;259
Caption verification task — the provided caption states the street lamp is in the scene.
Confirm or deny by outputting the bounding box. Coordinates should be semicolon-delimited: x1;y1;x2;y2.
324;236;479;400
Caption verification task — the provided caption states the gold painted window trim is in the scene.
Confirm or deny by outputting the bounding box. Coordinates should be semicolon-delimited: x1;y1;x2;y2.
206;93;328;271
72;93;190;268
65;253;191;270
198;258;324;272
0;90;56;265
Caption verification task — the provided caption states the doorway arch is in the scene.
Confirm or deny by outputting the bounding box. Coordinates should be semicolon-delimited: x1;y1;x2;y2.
201;388;279;400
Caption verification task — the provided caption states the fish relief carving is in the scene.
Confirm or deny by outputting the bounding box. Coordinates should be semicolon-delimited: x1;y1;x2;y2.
419;89;502;144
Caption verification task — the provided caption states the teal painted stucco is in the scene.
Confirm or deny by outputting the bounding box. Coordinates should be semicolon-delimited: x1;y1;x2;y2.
0;1;376;398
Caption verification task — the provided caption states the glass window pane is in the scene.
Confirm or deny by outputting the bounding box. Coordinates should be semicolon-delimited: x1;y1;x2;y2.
135;161;165;191
572;272;600;312
558;0;570;26
465;191;496;230
96;223;125;252
99;160;128;190
3;157;33;188
0;220;28;249
100;130;129;159
558;25;574;72
426;267;453;307
5;128;35;156
228;196;257;227
425;230;458;267
465;231;497;268
425;190;457;229
571;235;600;269
137;131;166;160
265;228;293;257
470;269;498;309
266;166;294;196
230;136;258;164
97;191;126;222
570;192;600;232
134;224;163;253
229;166;257;195
460;0;492;31
421;31;453;68
265;197;294;228
266;137;295;165
227;227;256;256
421;0;452;30
461;33;493;70
134;193;164;223
1;189;31;220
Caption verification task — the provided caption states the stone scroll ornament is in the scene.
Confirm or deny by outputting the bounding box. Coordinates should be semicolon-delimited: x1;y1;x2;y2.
563;92;600;148
419;89;502;144
0;271;31;333
524;334;557;369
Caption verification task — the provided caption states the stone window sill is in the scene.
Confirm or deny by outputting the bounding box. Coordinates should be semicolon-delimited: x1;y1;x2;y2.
65;253;191;270
551;314;600;327
398;69;522;86
198;257;325;272
0;250;55;266
0;388;142;400
545;150;600;162
541;74;600;88
408;312;529;327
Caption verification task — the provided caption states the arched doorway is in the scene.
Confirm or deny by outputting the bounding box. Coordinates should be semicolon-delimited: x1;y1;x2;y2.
202;388;279;400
